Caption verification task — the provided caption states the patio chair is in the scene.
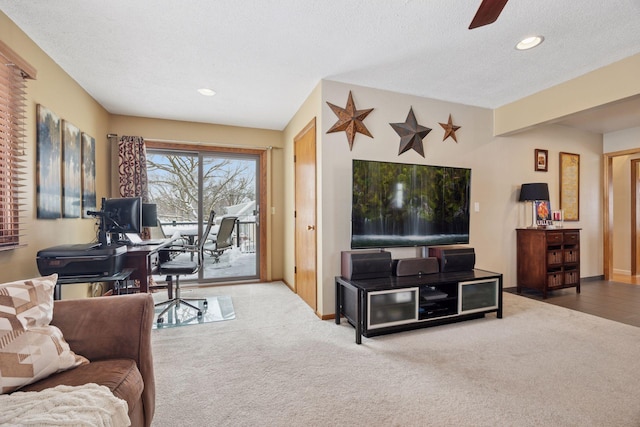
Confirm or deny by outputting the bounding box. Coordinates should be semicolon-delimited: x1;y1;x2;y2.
154;210;217;324
204;216;238;263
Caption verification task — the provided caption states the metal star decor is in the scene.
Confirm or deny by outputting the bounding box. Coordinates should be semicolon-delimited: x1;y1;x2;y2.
439;114;461;143
326;91;374;150
390;107;432;157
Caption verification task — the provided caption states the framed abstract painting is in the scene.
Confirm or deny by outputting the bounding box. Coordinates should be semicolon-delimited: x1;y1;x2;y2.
36;105;62;219
62;120;81;218
81;133;97;218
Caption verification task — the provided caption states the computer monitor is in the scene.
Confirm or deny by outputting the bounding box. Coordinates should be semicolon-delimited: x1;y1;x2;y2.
103;197;142;234
142;203;158;228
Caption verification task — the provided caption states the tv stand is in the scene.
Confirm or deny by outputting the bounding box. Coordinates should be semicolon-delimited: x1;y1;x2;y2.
335;269;502;344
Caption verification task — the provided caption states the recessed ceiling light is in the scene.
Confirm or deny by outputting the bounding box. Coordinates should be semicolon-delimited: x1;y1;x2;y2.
516;35;544;51
197;88;216;96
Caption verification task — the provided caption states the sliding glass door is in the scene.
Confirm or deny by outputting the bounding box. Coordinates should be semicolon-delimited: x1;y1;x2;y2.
146;147;259;283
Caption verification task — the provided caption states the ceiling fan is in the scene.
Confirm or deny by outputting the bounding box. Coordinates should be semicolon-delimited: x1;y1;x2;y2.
469;0;510;29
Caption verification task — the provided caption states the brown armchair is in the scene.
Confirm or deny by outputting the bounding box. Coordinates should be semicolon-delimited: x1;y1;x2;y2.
20;293;156;427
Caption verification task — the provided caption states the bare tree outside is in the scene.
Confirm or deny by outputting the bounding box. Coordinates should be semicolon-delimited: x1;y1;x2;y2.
146;151;255;222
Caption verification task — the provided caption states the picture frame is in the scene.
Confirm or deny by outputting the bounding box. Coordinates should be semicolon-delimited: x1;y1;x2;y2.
535;149;548;172
36;105;62;219
560;152;580;221
552;209;564;228
81;132;97;218
535;200;552;227
62;120;81;218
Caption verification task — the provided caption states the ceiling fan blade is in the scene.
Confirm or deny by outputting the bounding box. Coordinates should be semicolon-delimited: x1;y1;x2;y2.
469;0;510;29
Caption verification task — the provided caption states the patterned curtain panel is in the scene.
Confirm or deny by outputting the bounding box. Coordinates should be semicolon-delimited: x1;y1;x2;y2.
118;135;149;201
118;135;151;240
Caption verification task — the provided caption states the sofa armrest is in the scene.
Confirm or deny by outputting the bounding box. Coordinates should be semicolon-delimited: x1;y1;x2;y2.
51;293;155;425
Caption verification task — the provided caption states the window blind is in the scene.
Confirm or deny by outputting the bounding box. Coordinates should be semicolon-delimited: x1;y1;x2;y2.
0;41;35;250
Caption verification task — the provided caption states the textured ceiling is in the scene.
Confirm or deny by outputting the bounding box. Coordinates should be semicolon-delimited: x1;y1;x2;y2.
2;0;640;131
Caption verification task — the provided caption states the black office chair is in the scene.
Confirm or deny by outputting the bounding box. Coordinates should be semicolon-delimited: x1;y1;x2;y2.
154;210;216;324
203;216;238;263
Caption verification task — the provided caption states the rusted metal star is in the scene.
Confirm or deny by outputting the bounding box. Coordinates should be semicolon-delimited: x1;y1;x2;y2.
390;107;431;157
326;91;374;150
439;114;461;143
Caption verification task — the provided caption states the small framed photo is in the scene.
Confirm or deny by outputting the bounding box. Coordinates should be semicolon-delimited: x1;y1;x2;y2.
552;209;564;227
535;200;552;227
535;149;548;172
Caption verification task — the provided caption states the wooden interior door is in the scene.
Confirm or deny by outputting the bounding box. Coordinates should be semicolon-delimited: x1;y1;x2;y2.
294;119;317;311
632;159;640;276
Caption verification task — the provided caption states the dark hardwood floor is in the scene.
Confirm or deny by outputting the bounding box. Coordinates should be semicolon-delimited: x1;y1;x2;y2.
504;278;640;328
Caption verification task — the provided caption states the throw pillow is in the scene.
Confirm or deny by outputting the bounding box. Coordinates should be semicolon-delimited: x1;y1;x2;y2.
0;274;89;394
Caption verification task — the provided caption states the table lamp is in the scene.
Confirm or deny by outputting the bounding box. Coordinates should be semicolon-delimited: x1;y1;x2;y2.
519;183;549;228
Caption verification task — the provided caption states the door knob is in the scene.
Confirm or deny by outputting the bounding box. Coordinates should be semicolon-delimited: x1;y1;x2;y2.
307;225;315;230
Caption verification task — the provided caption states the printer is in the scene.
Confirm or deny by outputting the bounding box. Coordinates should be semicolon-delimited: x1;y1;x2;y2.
37;243;127;278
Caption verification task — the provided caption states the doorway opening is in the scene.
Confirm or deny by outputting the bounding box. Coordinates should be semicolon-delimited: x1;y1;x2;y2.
604;148;640;283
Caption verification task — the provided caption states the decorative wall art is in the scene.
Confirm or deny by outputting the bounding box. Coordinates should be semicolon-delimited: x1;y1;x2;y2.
390;107;432;157
81;133;97;218
62;120;81;218
535;200;552;227
535;149;548;172
326;91;374;150
439;114;461;142
36;105;62;219
559;152;580;221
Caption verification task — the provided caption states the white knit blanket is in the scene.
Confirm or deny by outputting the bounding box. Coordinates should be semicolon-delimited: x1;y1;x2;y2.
0;383;130;427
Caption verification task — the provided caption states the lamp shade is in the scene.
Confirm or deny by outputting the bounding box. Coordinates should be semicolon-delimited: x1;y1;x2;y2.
519;183;549;201
142;203;158;227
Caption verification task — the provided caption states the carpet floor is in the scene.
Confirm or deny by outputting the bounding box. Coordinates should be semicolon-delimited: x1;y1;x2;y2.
150;282;640;426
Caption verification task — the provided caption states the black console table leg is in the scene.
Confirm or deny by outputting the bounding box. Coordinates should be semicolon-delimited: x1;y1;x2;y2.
355;289;363;344
335;279;341;325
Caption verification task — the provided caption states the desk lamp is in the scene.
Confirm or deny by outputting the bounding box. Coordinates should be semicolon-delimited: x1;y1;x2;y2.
519;183;549;228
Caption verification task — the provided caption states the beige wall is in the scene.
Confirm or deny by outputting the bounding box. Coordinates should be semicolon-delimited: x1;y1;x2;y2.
494;53;640;136
604;126;640;154
0;12;111;298
282;83;322;292
108;115;285;281
310;80;603;317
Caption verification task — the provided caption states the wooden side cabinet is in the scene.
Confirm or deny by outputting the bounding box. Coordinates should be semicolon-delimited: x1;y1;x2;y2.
516;228;580;298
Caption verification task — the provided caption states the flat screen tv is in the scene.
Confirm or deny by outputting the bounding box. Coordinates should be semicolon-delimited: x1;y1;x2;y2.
351;159;471;249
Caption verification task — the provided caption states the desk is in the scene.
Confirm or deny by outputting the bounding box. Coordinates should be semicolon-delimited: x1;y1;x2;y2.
55;268;134;300
123;239;175;293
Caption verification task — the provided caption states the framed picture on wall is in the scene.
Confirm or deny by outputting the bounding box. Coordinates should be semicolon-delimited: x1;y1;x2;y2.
62;120;81;218
81;133;96;218
36;105;62;219
560;152;580;221
535;149;548;172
